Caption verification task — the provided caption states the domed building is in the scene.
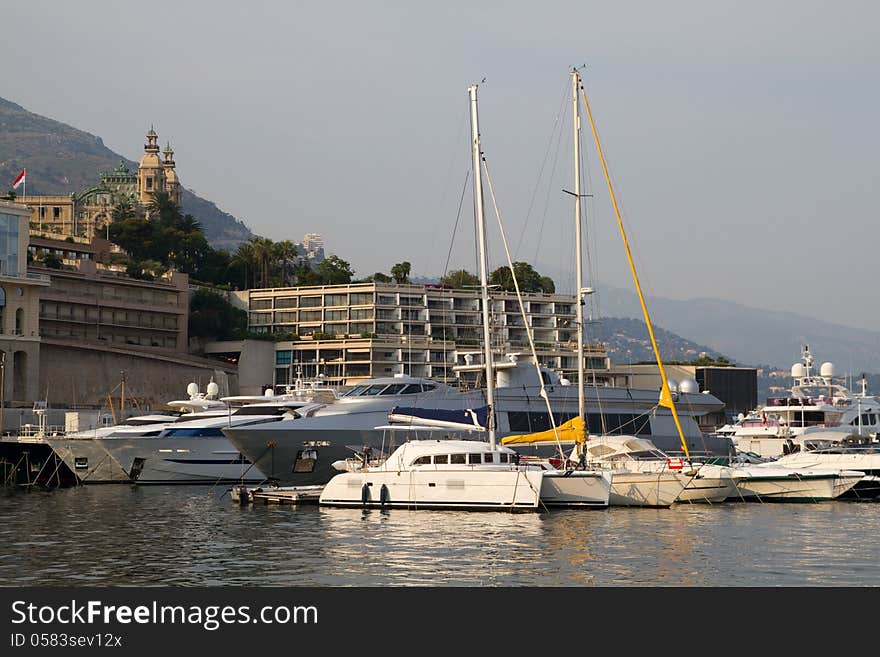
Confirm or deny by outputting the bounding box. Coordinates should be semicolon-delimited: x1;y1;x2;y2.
20;128;182;240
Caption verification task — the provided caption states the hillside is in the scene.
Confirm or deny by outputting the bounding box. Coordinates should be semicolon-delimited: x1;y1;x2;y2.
599;284;880;373
0;96;252;251
593;317;727;365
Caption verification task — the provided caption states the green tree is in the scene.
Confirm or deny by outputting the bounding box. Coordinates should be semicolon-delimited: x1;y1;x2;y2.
316;255;354;285
250;237;275;288
440;269;480;289
368;272;392;283
188;289;248;341
489;262;555;293
390;261;411;284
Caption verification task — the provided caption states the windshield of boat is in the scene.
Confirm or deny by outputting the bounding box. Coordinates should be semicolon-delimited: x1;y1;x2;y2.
342;382;436;397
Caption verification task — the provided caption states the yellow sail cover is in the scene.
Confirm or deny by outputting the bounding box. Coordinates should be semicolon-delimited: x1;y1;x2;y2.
500;416;586;445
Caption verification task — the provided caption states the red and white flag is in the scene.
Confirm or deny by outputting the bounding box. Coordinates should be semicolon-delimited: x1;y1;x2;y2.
11;169;25;190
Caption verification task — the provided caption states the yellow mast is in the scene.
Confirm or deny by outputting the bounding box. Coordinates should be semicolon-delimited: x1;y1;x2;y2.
578;75;691;459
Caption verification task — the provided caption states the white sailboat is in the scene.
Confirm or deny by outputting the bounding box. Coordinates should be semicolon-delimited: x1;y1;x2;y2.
320;83;549;511
502;69;688;507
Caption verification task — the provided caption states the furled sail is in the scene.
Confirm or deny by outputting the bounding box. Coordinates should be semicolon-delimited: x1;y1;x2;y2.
500;416;586;445
387;406;488;432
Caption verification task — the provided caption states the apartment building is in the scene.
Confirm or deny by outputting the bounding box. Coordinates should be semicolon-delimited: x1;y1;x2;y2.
233;282;611;388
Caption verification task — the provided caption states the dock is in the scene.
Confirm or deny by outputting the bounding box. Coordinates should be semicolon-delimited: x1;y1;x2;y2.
231;484;324;505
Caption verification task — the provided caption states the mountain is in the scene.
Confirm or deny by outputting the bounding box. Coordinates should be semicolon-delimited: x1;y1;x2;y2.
594;317;726;365
0;96;252;251
598;284;880;372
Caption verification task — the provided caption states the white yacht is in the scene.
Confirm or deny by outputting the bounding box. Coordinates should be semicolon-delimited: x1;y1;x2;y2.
577;435;736;505
48;384;322;484
319;438;544;511
770;429;880;499
722;345;880;457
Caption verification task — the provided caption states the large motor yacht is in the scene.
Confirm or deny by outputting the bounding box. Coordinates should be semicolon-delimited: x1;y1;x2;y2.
223;355;729;486
719;345;880;458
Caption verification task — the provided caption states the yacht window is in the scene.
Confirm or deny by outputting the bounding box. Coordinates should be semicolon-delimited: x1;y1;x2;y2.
588;444;616;457
399;384;423;395
434;455;448;464
412;456;431;465
450;454;466;464
363;384;390;396
378;384;407;395
161;428;226;438
467;453;482;464
232;406;290;416
421;384;436;392
343;385;370;397
483;453;495;463
871;414;877;425
500;453;510;463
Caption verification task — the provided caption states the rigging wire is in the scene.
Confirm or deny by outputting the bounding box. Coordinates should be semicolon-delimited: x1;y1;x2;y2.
512;79;570;260
482;155;567;460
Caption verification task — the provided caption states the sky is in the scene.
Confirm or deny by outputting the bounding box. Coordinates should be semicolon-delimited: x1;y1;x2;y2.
6;1;880;329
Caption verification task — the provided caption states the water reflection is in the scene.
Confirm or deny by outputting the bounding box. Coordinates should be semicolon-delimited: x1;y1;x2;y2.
0;486;878;586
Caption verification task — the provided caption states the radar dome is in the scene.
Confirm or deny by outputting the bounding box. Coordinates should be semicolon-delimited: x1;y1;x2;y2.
264;387;275;397
679;378;699;394
820;362;835;378
206;381;220;398
791;364;806;378
667;380;679;393
186;382;199;397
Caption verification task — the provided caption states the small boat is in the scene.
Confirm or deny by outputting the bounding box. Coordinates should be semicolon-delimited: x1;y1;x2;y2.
726;452;863;501
578;435;735;504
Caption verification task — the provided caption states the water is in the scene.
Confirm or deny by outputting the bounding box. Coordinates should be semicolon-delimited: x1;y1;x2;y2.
1;486;878;586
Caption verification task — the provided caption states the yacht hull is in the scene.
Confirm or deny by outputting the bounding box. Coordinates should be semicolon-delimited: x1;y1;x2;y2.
607;471;684;508
318;469;543;511
48;438;131;483
675;473;737;504
539;470;612;507
731;473;838;502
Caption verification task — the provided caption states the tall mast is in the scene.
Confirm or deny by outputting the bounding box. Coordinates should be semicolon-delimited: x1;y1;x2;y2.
572;70;586;424
468;83;497;450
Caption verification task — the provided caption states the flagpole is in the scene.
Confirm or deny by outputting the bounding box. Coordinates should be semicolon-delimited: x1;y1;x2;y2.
23;168;25;198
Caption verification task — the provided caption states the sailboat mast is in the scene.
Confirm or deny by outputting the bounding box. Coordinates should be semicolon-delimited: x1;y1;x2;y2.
468;83;497;450
572;70;586;423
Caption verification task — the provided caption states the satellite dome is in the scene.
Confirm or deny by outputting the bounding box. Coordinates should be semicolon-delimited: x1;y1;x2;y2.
186;382;199;397
667;380;679;393
206;381;220;398
791;364;806;378
679;378;699;394
820;362;835;378
264;387;275;397
738;413;745;422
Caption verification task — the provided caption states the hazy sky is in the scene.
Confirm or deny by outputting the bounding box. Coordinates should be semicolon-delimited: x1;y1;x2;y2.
7;1;880;329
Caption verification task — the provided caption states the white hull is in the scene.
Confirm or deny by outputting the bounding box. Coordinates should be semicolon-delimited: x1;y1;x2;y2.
539;470;612;507
607;471;684;508
319;468;543;511
731;470;838;501
675;473;737;504
49;438;131;483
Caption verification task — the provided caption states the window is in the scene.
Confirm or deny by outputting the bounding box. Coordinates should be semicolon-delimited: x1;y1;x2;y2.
146;177;153;190
276;351;292;365
299;310;322;322
250;298;272;310
325;309;346;321
412;456;431;466
467;453;482;465
399;384;423;395
53;207;61;218
276;297;298;308
350;293;372;306
300;296;321;307
450;454;466;464
378;384;406;395
434;455;448;464
351;308;373;320
483;453;495;464
324;294;347;307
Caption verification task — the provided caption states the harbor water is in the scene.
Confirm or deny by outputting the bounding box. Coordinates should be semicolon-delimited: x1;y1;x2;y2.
1;486;878;586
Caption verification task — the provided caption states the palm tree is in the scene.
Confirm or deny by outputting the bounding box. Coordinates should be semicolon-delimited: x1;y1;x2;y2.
232;241;256;289
274;240;298;286
250;237;275;288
